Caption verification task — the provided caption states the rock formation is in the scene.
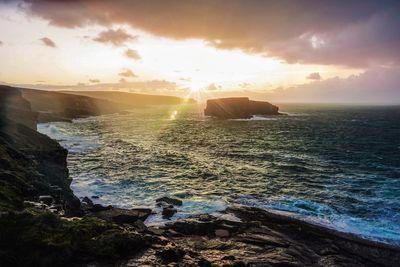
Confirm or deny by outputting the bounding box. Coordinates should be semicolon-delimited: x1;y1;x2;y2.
1;86;399;266
204;97;279;119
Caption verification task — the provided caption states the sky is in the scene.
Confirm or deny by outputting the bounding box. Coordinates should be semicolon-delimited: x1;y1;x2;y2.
0;0;399;103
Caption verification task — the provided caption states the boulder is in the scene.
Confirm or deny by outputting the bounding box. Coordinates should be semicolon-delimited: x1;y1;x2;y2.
215;229;230;238
162;207;177;219
156;197;183;206
204;97;279;119
82;196;93;206
93;207;152;224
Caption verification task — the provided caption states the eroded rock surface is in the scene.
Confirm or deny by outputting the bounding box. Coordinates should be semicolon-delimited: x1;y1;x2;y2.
120;206;400;267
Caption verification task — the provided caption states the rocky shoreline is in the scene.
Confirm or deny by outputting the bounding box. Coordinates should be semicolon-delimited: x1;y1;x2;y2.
1;86;400;266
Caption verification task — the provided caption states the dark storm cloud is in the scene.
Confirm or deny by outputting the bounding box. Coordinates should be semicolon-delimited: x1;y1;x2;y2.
40;37;56;48
93;29;136;46
21;0;400;67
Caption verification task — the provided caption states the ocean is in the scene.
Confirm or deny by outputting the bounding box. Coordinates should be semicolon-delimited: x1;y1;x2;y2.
38;104;400;245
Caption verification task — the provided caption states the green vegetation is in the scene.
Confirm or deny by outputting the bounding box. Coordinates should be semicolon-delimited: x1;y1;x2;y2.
0;209;150;266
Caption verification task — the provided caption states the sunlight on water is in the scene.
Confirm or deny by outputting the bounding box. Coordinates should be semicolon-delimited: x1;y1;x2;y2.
38;104;400;245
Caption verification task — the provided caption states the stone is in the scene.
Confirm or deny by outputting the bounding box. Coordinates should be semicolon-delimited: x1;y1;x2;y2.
90;204;112;212
156;196;183;206
156;245;185;263
147;227;165;236
215;229;230;238
82;196;93;206
156;201;173;209
93;207;152;224
38;195;54;205
162;207;177;219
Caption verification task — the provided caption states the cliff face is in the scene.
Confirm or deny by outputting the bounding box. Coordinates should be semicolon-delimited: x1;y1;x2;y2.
0;86;38;129
0;86;80;214
249;100;279;115
19;87;123;122
204;97;279;119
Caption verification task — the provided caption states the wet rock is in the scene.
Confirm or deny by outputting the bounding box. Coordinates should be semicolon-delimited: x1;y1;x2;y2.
93;207;152;224
215;229;230;238
82;196;93;206
156;196;183;206
162;207;177;219
235;233;290;247
91;204;112;212
133;220;147;232
91;195;99;199
156;201;172;209
170;218;217;235
38;195;54;205
147;227;165;236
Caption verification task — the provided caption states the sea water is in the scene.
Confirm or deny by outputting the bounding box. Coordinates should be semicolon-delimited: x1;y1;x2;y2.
38;104;400;245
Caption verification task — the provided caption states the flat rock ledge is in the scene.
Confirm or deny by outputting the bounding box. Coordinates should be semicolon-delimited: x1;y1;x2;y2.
90;205;400;267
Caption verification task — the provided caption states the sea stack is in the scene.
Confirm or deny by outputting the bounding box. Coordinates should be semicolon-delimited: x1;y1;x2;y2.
204;97;279;119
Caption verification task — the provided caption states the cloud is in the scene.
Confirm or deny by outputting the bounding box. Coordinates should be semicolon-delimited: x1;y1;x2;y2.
40;37;56;48
306;72;321;80
0;41;3;46
22;0;400;67
118;69;136;77
93;29;136;46
89;79;100;83
265;67;400;103
119;78;126;83
125;49;141;60
205;83;221;91
239;82;251;88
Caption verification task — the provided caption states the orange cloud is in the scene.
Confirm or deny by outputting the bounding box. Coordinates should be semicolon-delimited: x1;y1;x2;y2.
306;72;321;80
93;29;136;46
40;37;56;48
118;69;136;77
125;49;141;60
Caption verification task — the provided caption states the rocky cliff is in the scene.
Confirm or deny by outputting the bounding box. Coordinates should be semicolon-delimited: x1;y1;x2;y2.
204;97;279;119
1;86;399;267
0;86;80;213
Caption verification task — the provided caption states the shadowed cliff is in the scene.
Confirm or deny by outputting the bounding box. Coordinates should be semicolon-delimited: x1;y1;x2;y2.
205;97;279;119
